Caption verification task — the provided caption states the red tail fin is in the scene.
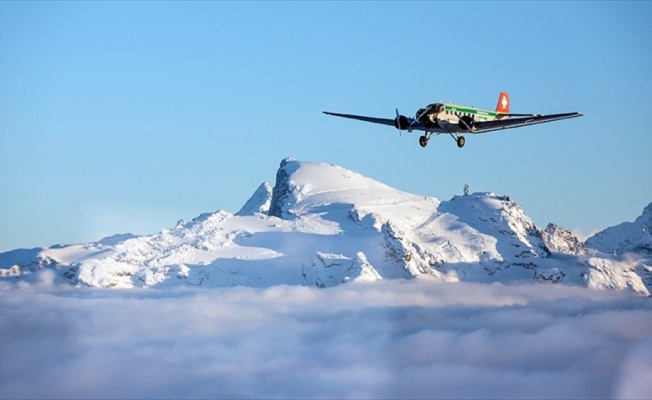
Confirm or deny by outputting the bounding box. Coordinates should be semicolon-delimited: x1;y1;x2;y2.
495;91;510;114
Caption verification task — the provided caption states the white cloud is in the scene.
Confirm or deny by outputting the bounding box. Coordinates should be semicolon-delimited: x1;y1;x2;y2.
571;226;602;242
0;278;650;398
614;339;652;399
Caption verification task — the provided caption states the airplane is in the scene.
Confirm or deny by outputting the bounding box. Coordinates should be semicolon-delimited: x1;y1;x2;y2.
323;92;582;148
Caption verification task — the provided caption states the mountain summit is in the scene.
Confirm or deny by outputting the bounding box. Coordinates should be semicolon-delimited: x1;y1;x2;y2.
1;158;650;295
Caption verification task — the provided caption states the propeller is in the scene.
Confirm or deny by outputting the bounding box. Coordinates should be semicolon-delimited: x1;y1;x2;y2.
458;114;475;131
395;109;402;136
393;108;410;135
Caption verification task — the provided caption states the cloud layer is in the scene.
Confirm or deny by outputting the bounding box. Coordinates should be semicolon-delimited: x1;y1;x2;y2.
1;276;651;399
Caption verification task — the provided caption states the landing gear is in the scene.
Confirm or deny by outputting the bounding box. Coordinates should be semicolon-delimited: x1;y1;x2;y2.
419;132;433;148
447;131;466;149
418;132;464;149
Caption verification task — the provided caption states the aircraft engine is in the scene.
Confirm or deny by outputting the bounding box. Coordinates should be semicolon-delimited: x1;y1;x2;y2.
427;113;443;129
394;115;410;130
459;115;474;131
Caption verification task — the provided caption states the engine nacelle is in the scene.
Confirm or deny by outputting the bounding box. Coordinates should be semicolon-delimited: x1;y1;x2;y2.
458;115;475;131
394;115;410;130
423;112;442;129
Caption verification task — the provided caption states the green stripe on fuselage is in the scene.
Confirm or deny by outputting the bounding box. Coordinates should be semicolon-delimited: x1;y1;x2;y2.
444;104;497;118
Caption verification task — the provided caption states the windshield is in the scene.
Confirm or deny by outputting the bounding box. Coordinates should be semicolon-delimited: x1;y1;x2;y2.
427;103;444;113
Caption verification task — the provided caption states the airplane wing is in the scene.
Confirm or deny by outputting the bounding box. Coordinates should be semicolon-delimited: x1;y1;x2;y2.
322;111;397;127
473;112;583;134
322;111;426;131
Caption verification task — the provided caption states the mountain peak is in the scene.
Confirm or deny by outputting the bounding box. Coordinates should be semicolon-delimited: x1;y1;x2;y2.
268;158;300;218
237;182;273;216
268;158;415;219
586;201;652;256
438;192;551;260
542;223;586;255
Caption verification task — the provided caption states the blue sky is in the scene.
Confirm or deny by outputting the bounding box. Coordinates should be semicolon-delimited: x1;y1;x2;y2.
1;1;651;251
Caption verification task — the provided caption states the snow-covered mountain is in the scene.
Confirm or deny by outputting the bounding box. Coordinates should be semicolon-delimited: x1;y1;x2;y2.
1;158;650;295
586;203;652;255
585;202;652;291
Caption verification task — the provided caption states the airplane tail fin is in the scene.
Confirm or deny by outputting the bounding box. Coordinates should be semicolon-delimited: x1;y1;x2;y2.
495;91;510;114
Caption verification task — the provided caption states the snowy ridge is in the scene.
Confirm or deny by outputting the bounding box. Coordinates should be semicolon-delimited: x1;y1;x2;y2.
1;158;650;295
586;202;652;255
585;202;652;291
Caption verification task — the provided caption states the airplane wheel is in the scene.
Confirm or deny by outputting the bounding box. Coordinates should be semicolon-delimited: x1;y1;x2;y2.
419;136;428;148
457;136;465;148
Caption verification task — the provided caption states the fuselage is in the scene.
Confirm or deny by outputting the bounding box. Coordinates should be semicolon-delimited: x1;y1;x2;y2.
415;103;503;133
